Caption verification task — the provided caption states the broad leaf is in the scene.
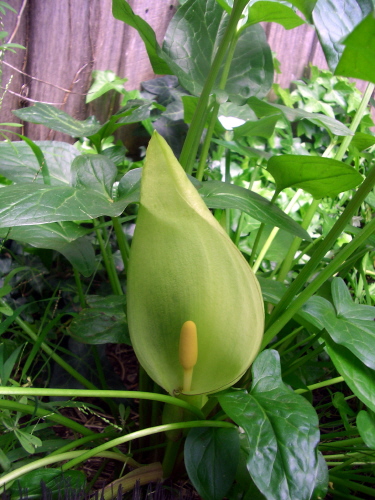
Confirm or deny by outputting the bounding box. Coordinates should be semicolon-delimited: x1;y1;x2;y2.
112;0;171;74
312;0;373;71
325;335;375;413
246;1;305;29
13;103;102;138
185;427;240;500
248;97;353;136
351;131;375;151
357;410;375;449
217;350;320;500
267;155;363;198
117;168;141;203
0;223;96;276
9;469;85;498
197;180;311;240
335;11;375;83
71;155;117;198
0;141;79;185
86;70;128;103
233;114;280;139
301;278;375;370
0;185;127;227
162;0;273;100
69;295;130;344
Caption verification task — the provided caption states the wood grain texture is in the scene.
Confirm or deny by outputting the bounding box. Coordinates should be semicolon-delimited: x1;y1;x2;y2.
0;2;369;142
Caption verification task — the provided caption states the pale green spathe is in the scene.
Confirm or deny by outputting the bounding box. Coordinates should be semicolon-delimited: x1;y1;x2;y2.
127;132;264;396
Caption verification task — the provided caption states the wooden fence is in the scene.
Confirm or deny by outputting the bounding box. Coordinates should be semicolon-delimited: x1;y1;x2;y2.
0;0;367;143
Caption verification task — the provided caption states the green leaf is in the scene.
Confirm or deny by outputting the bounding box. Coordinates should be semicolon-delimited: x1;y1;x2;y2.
69;295;130;344
335;11;375;83
217;350;321;500
248;97;353;136
162;0;273;100
117;168;141;203
267;155;363;198
0;223;96;277
312;0;373;71
86;69;127;103
301;278;375;369
0;141;79;185
311;452;329;500
185;427;240;500
351;132;375;151
0;184;130;227
324;335;375;413
196;180;311;240
233;114;280;139
112;0;171;74
71;155;117;198
13;103;102;138
357;410;375;449
14;429;42;454
10;469;86;499
246;1;305;29
0;344;24;386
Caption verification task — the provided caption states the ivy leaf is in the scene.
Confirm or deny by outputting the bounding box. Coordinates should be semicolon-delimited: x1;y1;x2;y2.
217;350;321;500
301;278;375;370
267;155;363;198
0;141;79;185
185;427;240;500
13;104;102;138
0;223;96;277
69;295;130;344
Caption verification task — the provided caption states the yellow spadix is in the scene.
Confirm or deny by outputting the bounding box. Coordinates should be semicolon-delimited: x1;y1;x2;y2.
127;131;264;396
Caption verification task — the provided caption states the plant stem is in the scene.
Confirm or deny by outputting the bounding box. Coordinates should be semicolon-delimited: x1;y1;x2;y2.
294;376;344;394
0;298;99;390
277;198;319;282
0;399;95;436
249;191;278;265
253;189;302;273
319;437;364;449
263;213;375;347
95;218;123;295
264;164;375;344
0;387;205;419
112;216;130;272
179;0;247;174
61;420;236;472
330;475;375;498
0;451;130;491
73;267;86;308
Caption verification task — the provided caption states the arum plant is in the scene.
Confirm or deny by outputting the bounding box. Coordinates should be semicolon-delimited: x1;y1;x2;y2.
127;132;264;399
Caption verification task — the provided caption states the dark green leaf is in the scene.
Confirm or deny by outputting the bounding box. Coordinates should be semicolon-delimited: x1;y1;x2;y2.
248;97;353;136
301;278;375;369
0;141;79;185
185;427;240;500
0;184;130;227
162;0;273;100
325;335;375;412
197;180;311;240
71;155;117;198
117;168;141;203
217;350;320;500
267;155;363;198
0;223;96;277
312;0;373;71
112;0;171;74
311;452;329;500
233;114;280;139
69;295;130;344
13;103;102;137
350;131;375;151
246;2;305;29
10;469;86;499
357;410;375;449
335;11;375;83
